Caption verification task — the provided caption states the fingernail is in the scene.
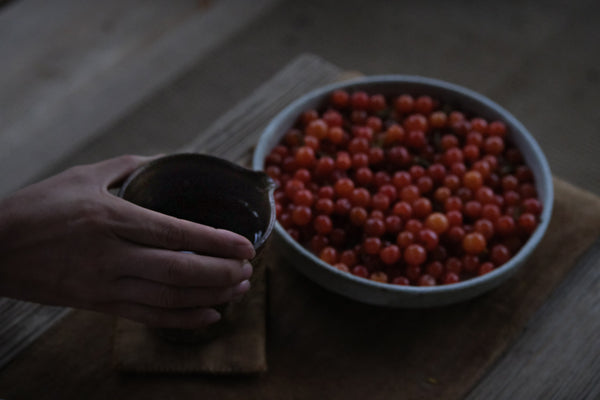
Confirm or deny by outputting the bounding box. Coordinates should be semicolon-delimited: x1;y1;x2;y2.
232;280;251;302
232;235;255;259
205;309;221;325
233;279;251;296
247;244;256;259
242;261;253;279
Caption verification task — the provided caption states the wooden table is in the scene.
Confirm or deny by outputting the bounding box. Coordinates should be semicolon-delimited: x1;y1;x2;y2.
1;55;599;399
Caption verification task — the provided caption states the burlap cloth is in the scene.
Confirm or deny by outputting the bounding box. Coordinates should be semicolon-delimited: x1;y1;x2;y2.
112;261;267;374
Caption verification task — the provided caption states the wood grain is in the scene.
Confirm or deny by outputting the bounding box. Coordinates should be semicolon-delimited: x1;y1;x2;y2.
465;238;600;400
0;299;69;369
0;54;599;399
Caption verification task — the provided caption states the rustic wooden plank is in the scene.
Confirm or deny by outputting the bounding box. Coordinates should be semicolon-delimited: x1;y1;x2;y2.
0;0;281;198
465;238;600;400
0;299;69;368
0;302;32;333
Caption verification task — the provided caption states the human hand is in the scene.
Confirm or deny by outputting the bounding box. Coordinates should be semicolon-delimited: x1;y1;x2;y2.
0;155;255;328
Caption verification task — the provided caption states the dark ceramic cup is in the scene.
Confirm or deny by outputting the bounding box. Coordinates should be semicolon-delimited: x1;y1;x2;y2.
118;153;276;343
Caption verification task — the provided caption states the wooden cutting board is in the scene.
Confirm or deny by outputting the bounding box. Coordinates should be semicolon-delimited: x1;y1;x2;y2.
0;54;599;400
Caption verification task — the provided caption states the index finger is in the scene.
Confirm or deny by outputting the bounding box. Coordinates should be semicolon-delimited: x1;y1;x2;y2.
110;196;256;259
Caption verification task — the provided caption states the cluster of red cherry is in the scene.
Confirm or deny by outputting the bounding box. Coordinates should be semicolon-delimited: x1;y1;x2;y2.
264;89;542;286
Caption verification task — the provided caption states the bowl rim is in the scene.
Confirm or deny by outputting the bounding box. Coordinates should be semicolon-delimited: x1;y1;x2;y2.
253;74;554;295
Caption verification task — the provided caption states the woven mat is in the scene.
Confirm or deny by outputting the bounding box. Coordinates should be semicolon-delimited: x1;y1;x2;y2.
112;264;267;374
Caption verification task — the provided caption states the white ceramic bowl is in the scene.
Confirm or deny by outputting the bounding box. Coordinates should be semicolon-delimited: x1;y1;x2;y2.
252;75;553;308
